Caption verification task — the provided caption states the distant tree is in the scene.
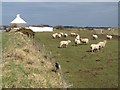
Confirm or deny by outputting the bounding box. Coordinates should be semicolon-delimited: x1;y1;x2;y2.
42;24;50;27
54;25;64;29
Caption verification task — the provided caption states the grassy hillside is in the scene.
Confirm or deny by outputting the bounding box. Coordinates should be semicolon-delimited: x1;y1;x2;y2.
2;32;67;88
34;29;118;88
0;32;2;88
2;32;10;49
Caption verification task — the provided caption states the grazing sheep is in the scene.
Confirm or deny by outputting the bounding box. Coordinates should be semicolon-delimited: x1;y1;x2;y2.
75;34;80;40
90;44;100;52
74;38;81;45
52;33;58;39
71;32;76;36
57;34;62;38
59;32;64;36
98;40;107;49
80;38;89;44
64;33;68;37
92;34;98;40
59;40;71;48
106;35;112;40
108;28;111;31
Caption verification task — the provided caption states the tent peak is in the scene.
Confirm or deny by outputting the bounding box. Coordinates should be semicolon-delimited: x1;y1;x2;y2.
17;14;20;17
11;14;27;24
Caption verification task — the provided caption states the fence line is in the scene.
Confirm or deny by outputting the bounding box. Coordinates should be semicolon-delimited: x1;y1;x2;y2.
32;38;72;88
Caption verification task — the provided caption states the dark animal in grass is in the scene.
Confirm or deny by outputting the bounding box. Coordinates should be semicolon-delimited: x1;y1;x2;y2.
54;62;61;73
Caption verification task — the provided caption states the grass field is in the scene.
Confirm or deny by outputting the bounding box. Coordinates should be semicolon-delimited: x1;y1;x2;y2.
2;32;67;88
34;29;118;88
2;32;10;49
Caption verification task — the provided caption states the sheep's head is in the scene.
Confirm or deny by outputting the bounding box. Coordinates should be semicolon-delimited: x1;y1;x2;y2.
104;40;107;44
68;40;71;43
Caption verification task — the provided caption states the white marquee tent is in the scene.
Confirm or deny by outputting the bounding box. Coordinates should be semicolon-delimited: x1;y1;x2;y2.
11;14;27;24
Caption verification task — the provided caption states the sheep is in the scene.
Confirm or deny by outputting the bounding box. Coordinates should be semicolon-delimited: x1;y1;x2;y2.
64;33;68;37
52;34;56;38
80;38;89;44
59;32;64;36
90;40;107;52
70;32;76;36
92;34;98;40
74;38;81;45
108;28;111;31
90;43;101;52
59;40;71;48
57;34;62;38
75;34;80;40
98;40;107;49
106;35;112;40
52;33;58;39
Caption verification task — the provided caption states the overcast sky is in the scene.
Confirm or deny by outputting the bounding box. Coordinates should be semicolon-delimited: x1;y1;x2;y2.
2;2;118;27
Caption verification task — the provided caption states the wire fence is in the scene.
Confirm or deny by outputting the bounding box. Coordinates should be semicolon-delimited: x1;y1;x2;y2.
32;38;72;88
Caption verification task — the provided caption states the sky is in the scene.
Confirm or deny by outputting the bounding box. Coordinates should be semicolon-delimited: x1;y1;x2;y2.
2;2;118;27
1;0;120;2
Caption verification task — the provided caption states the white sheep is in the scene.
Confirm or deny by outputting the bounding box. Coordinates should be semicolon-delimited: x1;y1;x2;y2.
71;32;76;36
64;33;68;37
75;34;80;40
59;40;71;48
52;33;58;39
59;32;64;36
98;40;107;49
92;34;98;40
74;38;81;45
57;34;62;38
80;38;89;44
90;43;100;52
106;35;112;40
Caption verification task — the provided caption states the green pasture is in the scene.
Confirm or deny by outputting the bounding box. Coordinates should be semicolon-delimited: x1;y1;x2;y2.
2;32;10;49
2;28;118;88
34;29;118;88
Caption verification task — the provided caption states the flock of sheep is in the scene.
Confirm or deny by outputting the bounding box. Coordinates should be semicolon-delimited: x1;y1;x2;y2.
52;32;113;52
